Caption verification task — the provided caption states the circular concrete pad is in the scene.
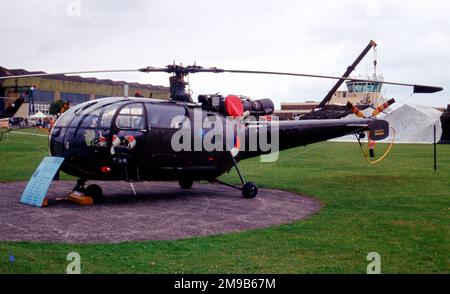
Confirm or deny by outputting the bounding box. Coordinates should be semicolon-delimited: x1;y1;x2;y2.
0;181;322;243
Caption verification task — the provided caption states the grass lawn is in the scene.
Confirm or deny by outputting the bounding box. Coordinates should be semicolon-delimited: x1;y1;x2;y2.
0;129;449;273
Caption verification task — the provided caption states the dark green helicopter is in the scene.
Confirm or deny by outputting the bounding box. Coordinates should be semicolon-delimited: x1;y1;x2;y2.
0;63;442;201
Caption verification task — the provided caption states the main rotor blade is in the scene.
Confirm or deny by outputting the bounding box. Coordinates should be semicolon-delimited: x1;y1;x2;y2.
1;65;443;94
219;69;444;93
0;69;143;80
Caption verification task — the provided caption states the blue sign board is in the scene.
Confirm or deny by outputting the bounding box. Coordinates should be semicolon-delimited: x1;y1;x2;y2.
20;156;64;207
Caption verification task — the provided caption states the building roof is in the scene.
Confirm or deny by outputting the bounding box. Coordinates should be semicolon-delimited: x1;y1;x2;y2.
0;66;168;92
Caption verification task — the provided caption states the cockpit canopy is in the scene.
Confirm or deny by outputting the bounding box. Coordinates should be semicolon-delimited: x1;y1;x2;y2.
53;97;186;131
54;98;130;129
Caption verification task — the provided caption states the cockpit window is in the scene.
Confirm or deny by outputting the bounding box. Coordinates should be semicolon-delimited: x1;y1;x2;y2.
116;103;145;130
100;107;116;128
53;99;128;129
54;107;76;127
120;103;144;116
80;109;101;128
74;101;98;116
145;103;186;129
70;101;121;129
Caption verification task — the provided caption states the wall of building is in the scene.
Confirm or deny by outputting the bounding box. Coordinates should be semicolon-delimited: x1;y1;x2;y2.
281;103;317;111
1;76;170;104
330;90;383;106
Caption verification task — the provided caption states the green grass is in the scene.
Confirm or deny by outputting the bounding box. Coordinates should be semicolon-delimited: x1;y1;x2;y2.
0;129;449;273
0;128;73;182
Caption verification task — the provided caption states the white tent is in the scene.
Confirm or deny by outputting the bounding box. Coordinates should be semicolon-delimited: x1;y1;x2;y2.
380;103;442;144
29;111;48;119
333;103;442;144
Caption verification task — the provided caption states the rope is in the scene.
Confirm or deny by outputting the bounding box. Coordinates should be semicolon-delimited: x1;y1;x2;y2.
356;127;396;164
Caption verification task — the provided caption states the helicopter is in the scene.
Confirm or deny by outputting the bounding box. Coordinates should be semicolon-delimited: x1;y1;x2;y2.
0;62;443;201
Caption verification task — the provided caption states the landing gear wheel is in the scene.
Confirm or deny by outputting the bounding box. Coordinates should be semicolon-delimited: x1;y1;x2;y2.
242;182;258;198
179;179;194;189
73;178;86;193
85;184;103;203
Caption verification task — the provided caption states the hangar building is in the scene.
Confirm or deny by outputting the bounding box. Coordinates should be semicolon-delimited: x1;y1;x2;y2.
0;66;169;117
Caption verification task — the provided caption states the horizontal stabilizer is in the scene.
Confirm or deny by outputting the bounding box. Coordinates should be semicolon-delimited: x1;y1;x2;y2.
369;120;389;141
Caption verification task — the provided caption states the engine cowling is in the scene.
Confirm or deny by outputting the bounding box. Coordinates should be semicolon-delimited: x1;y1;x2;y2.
198;94;274;117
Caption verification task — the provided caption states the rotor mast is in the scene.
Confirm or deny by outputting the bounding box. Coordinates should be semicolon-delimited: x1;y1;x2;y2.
168;64;193;102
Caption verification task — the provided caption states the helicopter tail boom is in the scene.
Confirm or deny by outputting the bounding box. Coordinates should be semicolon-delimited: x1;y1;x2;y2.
276;119;375;151
242;118;388;159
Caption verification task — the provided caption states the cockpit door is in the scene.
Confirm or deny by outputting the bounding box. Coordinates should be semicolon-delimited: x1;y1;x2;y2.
111;102;147;180
144;103;187;177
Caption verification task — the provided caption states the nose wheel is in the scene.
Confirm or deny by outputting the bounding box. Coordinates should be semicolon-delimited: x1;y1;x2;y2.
72;179;103;203
85;184;103;203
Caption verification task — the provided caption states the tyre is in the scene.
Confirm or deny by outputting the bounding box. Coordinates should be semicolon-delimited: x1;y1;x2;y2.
242;182;258;198
85;184;103;203
179;179;194;189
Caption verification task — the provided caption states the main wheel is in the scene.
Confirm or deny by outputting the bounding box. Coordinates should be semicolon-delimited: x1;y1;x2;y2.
242;182;258;198
179;179;194;189
85;184;103;203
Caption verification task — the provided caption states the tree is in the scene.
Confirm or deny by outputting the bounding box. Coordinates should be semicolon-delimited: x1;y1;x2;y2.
49;99;67;116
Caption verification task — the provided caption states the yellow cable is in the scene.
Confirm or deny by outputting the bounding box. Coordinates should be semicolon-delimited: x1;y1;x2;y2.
358;128;396;164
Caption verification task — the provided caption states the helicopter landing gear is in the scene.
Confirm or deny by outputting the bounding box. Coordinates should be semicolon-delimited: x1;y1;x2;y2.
73;178;87;193
179;179;194;189
230;154;258;198
211;154;258;198
85;184;103;203
72;179;103;203
211;178;259;199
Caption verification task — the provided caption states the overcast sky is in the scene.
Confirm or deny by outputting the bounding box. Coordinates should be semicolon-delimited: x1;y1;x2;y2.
1;0;449;108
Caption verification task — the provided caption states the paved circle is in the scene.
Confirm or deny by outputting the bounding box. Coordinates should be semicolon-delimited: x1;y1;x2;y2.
0;181;322;243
